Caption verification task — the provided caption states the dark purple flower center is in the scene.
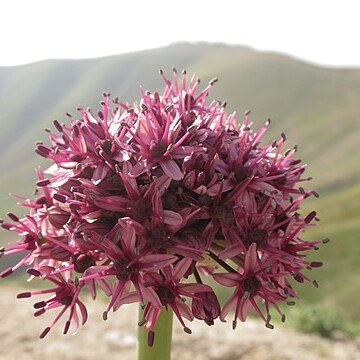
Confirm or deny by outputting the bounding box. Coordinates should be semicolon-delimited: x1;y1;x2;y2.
213;203;234;225
113;258;138;280
234;166;250;183
150;142;167;159
247;228;268;247
56;290;73;305
73;254;96;273
59;295;73;305
198;194;213;207
155;286;176;306
131;199;151;222
243;276;261;294
163;193;178;209
148;227;171;249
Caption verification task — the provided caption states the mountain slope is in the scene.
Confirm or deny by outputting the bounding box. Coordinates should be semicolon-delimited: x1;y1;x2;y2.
0;42;359;319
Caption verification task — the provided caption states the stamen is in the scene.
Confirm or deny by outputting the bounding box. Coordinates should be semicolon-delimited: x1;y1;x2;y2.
40;327;51;339
17;292;32;298
138;318;146;327
148;331;155;347
209;77;218;86
63;320;71;335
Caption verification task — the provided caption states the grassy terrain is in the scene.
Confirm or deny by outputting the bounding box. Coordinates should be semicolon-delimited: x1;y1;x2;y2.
0;42;359;322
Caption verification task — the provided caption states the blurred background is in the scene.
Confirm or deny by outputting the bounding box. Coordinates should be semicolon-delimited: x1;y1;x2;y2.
0;1;359;359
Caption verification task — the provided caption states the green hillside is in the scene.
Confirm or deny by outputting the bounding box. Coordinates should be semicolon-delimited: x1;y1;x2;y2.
0;42;359;320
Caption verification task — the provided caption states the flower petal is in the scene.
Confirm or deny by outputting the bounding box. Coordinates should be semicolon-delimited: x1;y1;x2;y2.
160;159;184;180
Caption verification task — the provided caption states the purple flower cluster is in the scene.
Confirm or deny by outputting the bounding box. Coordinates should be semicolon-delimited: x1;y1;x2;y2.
0;69;323;344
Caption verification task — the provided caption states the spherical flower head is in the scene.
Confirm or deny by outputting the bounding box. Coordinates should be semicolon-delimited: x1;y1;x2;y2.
0;68;324;344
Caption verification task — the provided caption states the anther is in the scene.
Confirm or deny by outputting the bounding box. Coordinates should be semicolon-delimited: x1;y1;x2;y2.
281;314;286;323
159;69;164;75
312;191;320;198
53;120;63;132
244;110;251;116
182;69;187;75
287;301;296;306
209;77;218;86
232;320;237;330
27;268;41;277
138;318;146;327
172;67;177;73
34;301;47;309
63;320;71;334
103;311;108;321
304;211;317;224
34;308;46;317
7;212;19;222
184;327;192;334
312;280;319;288
40;327;51;339
281;133;286;141
322;238;330;244
17;292;32;298
265;322;274;329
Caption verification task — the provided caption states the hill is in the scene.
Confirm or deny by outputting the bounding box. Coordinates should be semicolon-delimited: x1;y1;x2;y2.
0;42;359;319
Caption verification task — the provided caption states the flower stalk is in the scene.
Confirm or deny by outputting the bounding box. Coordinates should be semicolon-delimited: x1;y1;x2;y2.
138;305;173;360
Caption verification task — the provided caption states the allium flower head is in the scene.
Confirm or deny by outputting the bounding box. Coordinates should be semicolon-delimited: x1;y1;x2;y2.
0;69;324;345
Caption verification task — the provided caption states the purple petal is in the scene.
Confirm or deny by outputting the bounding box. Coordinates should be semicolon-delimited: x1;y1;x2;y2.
139;254;178;270
173;258;192;281
129;160;147;177
213;273;239;287
163;210;183;225
244;243;257;275
218;243;243;260
160;159;184;180
220;292;237;322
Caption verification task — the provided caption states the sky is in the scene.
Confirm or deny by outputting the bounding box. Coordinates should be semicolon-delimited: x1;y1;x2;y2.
1;0;360;67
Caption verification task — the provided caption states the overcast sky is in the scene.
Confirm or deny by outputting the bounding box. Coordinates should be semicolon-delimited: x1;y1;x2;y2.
1;0;360;67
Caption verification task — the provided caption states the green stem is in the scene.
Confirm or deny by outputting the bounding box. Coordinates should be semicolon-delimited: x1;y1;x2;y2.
137;305;173;360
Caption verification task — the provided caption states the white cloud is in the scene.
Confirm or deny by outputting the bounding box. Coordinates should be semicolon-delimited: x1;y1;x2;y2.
1;0;360;67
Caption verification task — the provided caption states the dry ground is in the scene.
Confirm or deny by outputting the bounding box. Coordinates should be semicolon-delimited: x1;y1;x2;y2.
1;285;359;360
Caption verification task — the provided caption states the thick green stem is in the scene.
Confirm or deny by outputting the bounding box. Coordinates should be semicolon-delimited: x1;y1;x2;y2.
137;305;173;360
